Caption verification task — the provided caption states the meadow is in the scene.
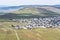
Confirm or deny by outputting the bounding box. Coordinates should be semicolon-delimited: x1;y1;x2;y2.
0;22;60;40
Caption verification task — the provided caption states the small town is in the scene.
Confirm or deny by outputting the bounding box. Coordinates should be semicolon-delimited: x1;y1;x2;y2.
10;16;60;29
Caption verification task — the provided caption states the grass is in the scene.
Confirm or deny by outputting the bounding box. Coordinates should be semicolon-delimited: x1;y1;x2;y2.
0;22;60;40
17;28;60;40
0;28;17;40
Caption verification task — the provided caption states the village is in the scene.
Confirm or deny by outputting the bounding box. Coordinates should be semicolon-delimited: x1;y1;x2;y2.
11;16;60;30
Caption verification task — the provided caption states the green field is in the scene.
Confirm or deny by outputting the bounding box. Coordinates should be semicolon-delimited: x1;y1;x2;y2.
0;22;60;40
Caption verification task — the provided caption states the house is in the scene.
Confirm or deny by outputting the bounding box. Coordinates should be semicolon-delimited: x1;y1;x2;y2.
23;27;27;29
14;25;20;29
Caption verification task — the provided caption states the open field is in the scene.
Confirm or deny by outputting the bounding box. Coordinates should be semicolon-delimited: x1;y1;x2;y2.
0;22;60;40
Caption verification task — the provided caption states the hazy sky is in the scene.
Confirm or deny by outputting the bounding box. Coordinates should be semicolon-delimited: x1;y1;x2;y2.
0;0;60;6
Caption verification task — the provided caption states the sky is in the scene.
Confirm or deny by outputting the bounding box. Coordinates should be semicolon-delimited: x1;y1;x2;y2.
0;0;60;6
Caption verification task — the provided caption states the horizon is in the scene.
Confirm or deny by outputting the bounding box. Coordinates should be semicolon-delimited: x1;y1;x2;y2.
0;4;60;7
0;0;60;6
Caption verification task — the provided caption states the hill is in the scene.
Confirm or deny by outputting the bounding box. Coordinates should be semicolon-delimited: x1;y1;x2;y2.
0;23;60;40
0;5;60;19
0;6;24;12
53;5;60;9
11;5;60;16
0;22;60;40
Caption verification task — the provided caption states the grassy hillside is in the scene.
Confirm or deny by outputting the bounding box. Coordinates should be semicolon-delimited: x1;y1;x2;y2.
12;7;40;14
0;6;60;19
40;6;60;14
0;25;60;40
11;6;60;16
0;22;60;40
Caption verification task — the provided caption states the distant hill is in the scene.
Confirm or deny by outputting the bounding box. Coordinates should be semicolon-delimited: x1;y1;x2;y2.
0;6;24;12
0;5;60;19
11;5;60;16
52;5;60;9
